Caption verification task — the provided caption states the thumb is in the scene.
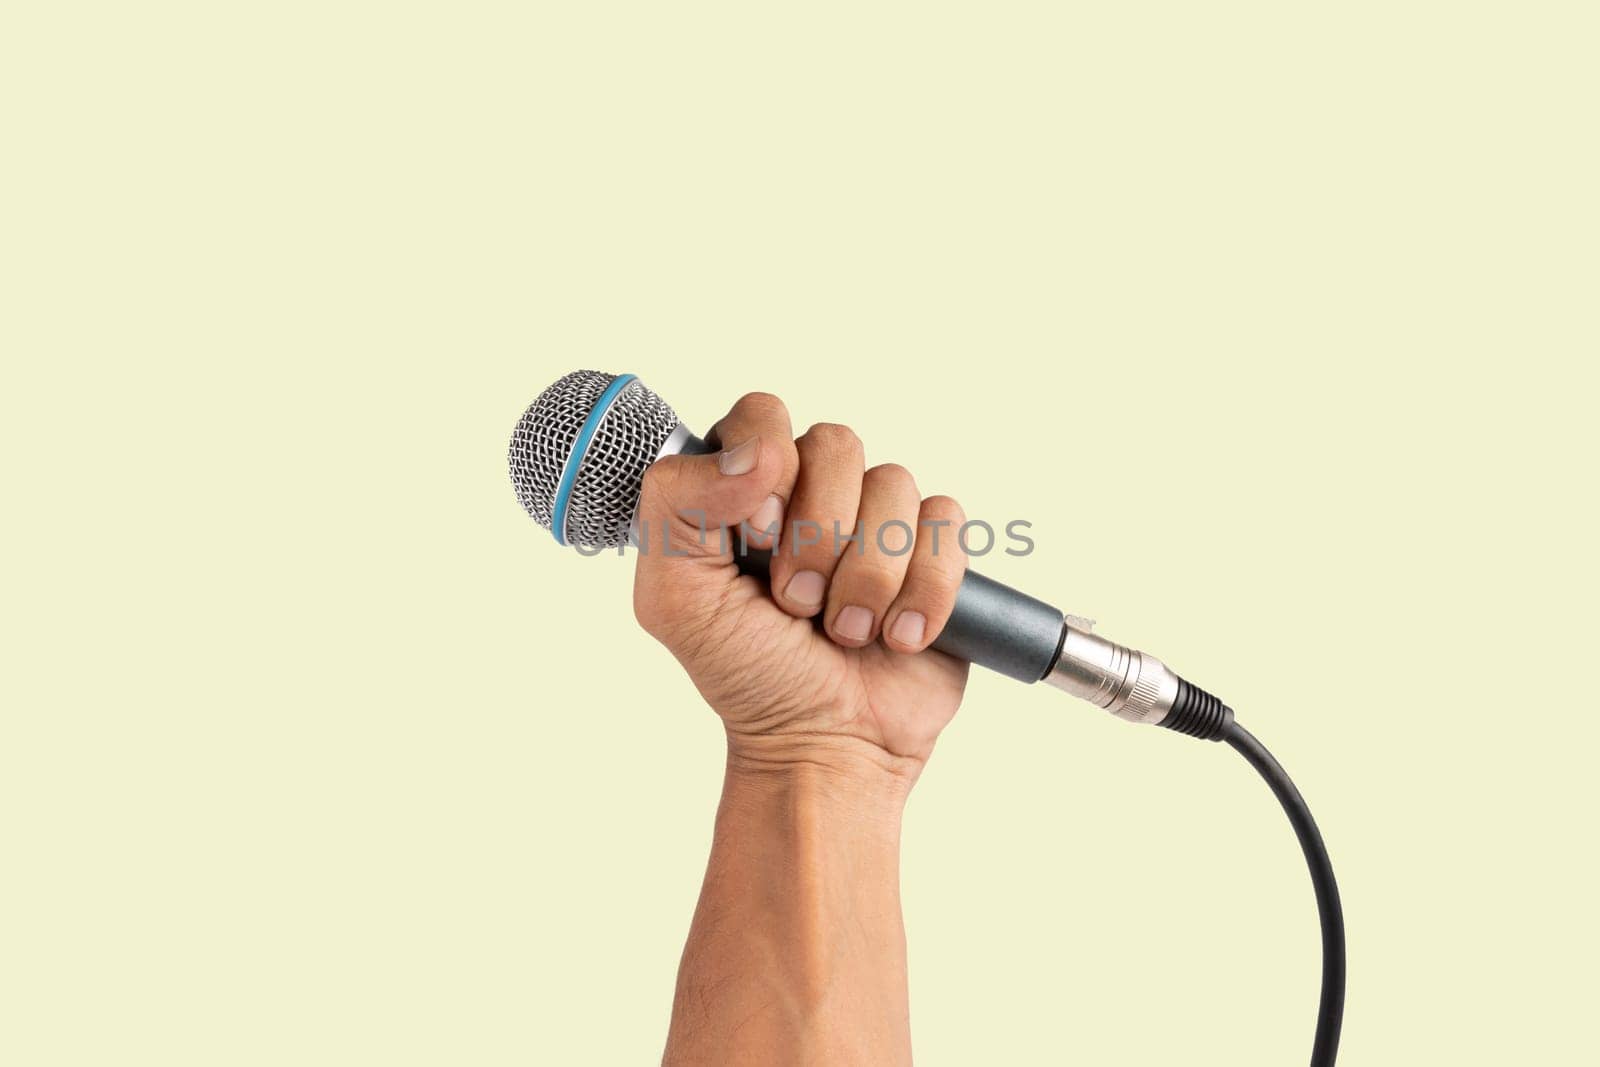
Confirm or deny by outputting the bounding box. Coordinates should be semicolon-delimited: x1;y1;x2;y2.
633;436;787;638
635;436;785;564
633;394;798;636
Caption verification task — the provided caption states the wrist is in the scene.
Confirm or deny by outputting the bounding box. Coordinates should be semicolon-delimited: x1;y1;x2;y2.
724;730;921;808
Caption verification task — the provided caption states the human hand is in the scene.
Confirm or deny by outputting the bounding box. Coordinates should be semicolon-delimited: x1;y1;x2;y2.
632;392;969;786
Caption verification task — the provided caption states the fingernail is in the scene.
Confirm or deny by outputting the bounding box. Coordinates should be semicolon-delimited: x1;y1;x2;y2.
718;438;759;476
835;605;874;642
747;494;783;546
784;570;826;609
890;611;926;647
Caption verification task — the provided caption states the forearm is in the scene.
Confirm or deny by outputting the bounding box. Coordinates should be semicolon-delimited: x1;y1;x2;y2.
664;739;915;1066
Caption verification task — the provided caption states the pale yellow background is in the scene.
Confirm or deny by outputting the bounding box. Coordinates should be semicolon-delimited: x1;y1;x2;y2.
3;3;1596;1064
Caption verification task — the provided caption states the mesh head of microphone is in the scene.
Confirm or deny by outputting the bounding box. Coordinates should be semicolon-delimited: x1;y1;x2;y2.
507;370;681;549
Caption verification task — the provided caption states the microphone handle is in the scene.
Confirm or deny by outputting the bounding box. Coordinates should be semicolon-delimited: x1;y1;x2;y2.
731;548;1063;683
674;432;1064;682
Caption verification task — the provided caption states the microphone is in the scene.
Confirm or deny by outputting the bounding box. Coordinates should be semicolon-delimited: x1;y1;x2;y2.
507;370;1232;741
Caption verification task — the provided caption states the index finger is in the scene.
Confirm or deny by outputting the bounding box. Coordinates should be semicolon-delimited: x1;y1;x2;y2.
705;392;800;550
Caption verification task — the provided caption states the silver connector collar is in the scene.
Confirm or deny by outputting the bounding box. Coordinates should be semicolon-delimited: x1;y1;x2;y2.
1044;623;1180;726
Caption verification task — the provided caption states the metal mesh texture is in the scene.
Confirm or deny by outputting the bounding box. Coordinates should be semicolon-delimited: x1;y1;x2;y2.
507;370;681;548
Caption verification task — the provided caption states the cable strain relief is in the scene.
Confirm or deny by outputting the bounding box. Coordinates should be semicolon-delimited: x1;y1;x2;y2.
1161;678;1234;741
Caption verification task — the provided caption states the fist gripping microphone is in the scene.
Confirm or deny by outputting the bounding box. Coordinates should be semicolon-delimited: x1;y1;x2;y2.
507;369;1346;1066
507;369;1231;741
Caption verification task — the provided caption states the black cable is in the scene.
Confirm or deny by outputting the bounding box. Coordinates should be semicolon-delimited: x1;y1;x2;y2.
1224;721;1346;1067
1159;680;1345;1061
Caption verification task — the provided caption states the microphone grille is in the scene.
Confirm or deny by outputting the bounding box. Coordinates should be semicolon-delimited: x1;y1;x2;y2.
508;370;681;549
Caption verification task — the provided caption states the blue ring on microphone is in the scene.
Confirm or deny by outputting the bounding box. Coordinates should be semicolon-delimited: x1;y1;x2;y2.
551;373;637;545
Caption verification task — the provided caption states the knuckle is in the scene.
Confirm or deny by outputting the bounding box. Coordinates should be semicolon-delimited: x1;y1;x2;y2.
865;462;917;494
920;494;965;524
801;422;863;458
734;391;788;421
